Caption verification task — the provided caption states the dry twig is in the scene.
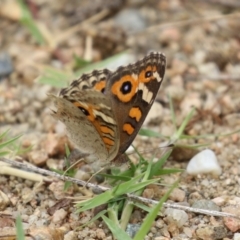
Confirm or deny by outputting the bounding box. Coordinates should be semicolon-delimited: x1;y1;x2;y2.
0;157;239;220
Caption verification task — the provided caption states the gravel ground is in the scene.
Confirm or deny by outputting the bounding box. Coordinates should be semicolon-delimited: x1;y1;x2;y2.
0;0;240;239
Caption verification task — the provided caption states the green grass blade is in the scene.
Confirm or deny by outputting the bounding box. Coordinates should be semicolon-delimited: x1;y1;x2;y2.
172;108;195;141
153;168;183;175
0;129;10;139
180;128;240;139
76;175;158;212
100;173;131;182
65;144;71;158
174;143;210;149
17;0;45;45
118;179;159;195
149;149;172;178
16;215;25;240
75;51;128;76
37;67;72;87
113;174;158;196
133;181;178;240
102;215;132;240
76;190;114;212
138;128;168;138
73;54;91;69
0;151;10;156
0;134;22;150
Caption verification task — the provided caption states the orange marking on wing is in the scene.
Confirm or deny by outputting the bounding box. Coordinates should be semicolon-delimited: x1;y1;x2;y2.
73;102;82;107
94;81;106;92
139;65;157;83
103;137;115;146
129;107;142;122
73;101;114;152
100;126;114;136
123;123;134;135
111;75;138;103
73;102;102;133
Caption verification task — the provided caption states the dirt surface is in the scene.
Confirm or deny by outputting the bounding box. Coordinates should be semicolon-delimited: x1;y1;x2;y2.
0;0;240;239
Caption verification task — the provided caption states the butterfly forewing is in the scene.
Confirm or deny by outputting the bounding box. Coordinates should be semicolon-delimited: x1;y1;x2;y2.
59;69;112;96
105;52;166;157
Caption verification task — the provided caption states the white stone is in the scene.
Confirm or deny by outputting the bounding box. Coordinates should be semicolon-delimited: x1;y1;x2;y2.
164;208;188;228
52;209;67;223
192;50;206;65
198;62;220;78
186;149;222;176
126;145;135;154
234;233;240;240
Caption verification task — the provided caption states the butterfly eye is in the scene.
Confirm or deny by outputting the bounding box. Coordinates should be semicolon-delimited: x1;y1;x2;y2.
120;81;132;94
79;107;89;116
145;71;152;78
101;88;105;93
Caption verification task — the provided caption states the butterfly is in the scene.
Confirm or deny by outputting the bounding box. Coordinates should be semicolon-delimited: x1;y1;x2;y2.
50;52;166;166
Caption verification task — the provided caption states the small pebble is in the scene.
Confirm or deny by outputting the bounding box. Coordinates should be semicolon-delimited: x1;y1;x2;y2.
114;9;147;33
0;52;13;78
234;233;240;240
0;190;10;210
126;223;141;238
96;229;106;239
198;62;220;78
211;196;227;206
193;50;207;65
196;226;214;240
222;206;240;232
169;188;186;202
164;208;188;228
165;84;185;101
186;149;222;176
64;231;77;240
192;199;220;211
183;227;193;238
52;209;68;224
28;150;48;166
213;226;227;239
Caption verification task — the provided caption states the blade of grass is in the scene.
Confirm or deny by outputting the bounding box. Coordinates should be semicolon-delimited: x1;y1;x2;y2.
0;151;10;156
138;128;168;138
65;144;71;158
102;215;132;240
133;180;178;240
76;175;159;212
75;51;129;76
171;107;196;142
153;168;183;175
16;215;25;240
0;134;22;150
0;129;10;139
180;128;240;139
149;149;172;178
73;54;91;69
17;0;45;45
107;203;121;227
100;173;131;182
174;143;210;149
37;67;73;88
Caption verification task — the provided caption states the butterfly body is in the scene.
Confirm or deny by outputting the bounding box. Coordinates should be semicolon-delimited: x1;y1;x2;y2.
51;52;166;165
